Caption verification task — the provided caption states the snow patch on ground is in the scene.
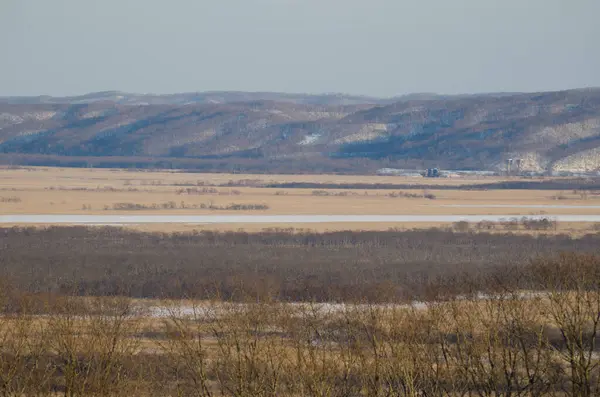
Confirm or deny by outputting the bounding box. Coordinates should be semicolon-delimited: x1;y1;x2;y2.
140;292;548;319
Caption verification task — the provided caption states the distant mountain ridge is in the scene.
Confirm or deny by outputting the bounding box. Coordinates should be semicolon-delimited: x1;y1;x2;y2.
0;90;520;106
1;88;599;174
0;91;400;106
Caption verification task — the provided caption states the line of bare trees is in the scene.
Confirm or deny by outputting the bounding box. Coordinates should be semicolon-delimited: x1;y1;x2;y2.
0;254;600;396
2;226;600;302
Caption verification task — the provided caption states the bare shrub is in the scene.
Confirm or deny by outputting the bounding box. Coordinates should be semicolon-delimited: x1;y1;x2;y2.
48;296;144;397
216;203;269;210
387;191;421;198
0;196;21;203
222;179;264;187
521;217;556;231
45;186;140;193
212;304;289;396
422;192;437;200
551;192;570;200
452;220;470;232
501;217;520;231
476;220;496;231
176;187;219;195
530;254;600;396
160;303;215;397
0;300;55;395
110;202;153;210
1;251;600;395
107;201;268;211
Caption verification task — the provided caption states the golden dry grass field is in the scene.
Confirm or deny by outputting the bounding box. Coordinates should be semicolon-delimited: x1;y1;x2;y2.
2;255;599;397
1;166;600;233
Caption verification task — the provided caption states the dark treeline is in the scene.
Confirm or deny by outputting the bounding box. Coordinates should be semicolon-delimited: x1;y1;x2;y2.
268;178;600;191
267;182;449;190
476;178;600;190
2;227;600;396
1;255;600;397
2;226;600;303
0;154;386;175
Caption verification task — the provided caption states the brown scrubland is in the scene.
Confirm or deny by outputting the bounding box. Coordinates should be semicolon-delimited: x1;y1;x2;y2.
3;167;600;395
1;226;600;395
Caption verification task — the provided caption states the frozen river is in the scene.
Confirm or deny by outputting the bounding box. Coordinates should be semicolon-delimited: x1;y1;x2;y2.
1;214;600;224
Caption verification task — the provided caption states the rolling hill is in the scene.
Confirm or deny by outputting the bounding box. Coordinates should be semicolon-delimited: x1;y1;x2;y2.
1;89;599;174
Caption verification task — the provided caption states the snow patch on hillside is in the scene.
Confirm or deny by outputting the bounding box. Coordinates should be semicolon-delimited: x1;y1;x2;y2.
494;152;548;173
553;147;600;173
299;133;322;145
0;111;59;126
80;110;116;119
525;118;600;146
333;124;388;144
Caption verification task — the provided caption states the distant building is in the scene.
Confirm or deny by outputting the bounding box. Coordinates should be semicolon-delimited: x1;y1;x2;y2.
425;168;440;178
506;158;523;175
515;158;523;173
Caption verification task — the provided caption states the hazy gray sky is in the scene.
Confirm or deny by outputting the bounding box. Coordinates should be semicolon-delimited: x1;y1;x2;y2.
1;0;599;97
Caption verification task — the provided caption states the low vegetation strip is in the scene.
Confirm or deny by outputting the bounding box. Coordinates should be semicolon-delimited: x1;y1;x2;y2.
106;202;269;211
1;226;600;302
268;178;600;191
0;196;21;203
268;182;458;190
310;189;437;199
0;254;600;396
